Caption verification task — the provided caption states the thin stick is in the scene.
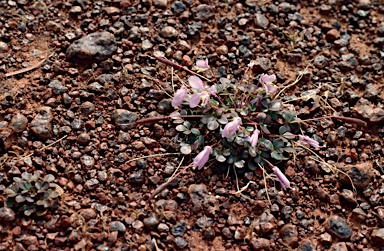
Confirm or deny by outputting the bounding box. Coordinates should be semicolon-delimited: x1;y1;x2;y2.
147;163;192;202
259;163;272;207
291;115;367;127
152;239;160;251
5;53;53;77
170;156;184;180
21;135;67;161
127;153;181;163
153;56;211;82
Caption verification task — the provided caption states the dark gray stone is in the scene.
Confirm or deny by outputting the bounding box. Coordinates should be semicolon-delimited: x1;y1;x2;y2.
66;32;117;63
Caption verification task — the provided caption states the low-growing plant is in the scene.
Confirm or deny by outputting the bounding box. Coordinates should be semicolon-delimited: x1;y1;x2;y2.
135;56;366;199
4;171;64;216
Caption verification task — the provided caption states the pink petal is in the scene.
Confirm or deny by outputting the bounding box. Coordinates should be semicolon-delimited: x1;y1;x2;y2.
249;127;260;148
222;117;241;138
273;166;291;190
193;146;213;169
299;135;324;148
260;74;276;83
262;82;277;95
172;86;188;107
189;76;204;90
201;92;210;107
189;93;202;108
196;59;209;69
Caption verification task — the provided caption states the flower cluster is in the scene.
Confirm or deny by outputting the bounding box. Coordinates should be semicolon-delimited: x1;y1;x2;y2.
168;59;330;190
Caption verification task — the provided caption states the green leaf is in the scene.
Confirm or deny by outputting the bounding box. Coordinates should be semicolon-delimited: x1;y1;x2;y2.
269;111;278;120
248;161;258;170
227;155;235;164
222;148;231;156
35;180;42;190
234;160;245;168
24;209;34;216
261;98;271;108
44;174;55;183
263;140;274;151
183;129;191;135
4;188;17;197
283;132;295;139
180;145;192;155
21;172;32;181
202;115;214;124
216;155;226;162
226;134;235;142
26;196;34;203
19;182;31;191
271;151;286;160
260;124;271;134
283;147;296;153
282;111;297;123
183;121;191;129
5;198;15;208
210;99;220;106
176;125;187;132
207;120;219;130
217;116;228;124
191;128;200;135
279;125;290;134
240;109;248;116
269;100;282;111
245;126;254;132
173;119;184;124
273;139;285;150
16;195;26;203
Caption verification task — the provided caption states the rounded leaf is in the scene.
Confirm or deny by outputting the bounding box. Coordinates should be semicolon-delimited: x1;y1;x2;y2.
44;174;55;182
180;145;192;155
216;155;226;162
176;125;187;132
4;188;17;197
15;195;26;203
234;160;245;168
217;116;228;124
207;120;219;130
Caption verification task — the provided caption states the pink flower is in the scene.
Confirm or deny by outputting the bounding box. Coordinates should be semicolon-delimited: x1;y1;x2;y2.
188;76;216;108
248;127;260;148
172;86;188;107
193;146;213;170
273;166;291;190
196;59;209;69
260;74;277;95
222;117;242;138
299;135;324;148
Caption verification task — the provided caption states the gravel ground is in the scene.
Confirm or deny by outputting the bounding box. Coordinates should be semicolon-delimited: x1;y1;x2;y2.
1;0;384;250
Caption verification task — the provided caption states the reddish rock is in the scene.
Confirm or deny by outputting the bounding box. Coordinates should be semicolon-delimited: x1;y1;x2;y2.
279;224;298;247
326;29;341;41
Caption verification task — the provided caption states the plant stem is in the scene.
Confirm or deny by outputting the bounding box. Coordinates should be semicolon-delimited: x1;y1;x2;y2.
147;163;193;202
292;115;366;127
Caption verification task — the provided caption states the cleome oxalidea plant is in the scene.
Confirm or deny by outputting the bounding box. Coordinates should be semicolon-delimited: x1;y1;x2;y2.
132;56;367;201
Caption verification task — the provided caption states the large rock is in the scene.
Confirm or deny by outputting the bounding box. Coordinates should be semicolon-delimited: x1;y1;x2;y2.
111;109;138;130
325;215;352;239
66;32;117;63
9;114;28;133
0;128;15;151
30;107;54;140
192;4;214;21
338;163;373;189
354;98;384;122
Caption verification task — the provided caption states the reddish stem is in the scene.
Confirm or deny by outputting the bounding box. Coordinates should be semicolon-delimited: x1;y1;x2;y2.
153;56;196;76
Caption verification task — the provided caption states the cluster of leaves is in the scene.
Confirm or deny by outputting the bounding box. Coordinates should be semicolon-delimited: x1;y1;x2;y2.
4;171;64;216
172;62;307;173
